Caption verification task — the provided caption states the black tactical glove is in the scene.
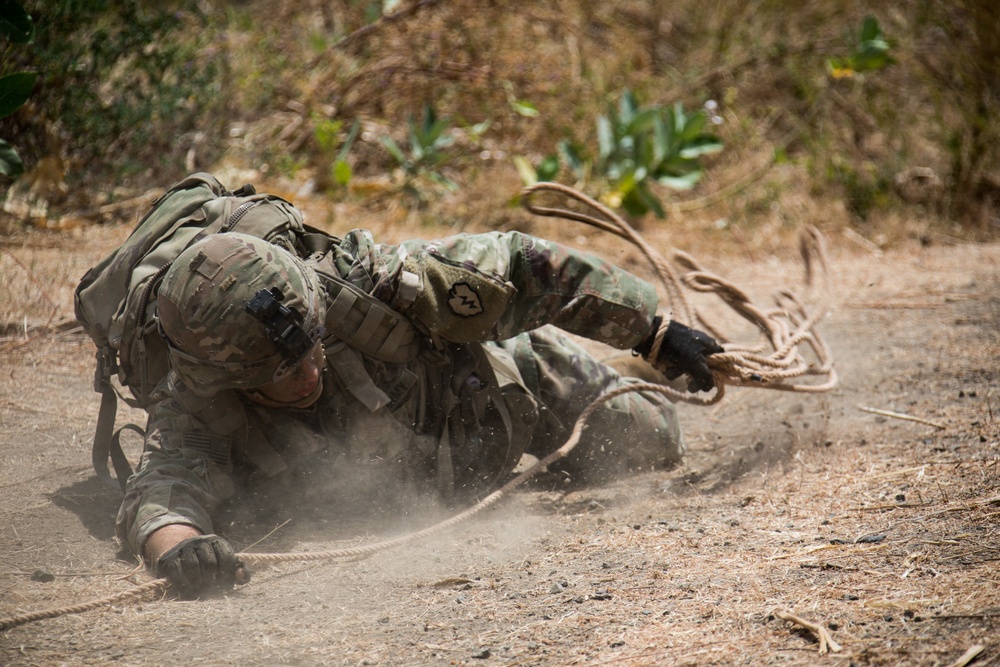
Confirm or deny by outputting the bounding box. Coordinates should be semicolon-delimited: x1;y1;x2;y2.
155;534;246;599
635;317;724;393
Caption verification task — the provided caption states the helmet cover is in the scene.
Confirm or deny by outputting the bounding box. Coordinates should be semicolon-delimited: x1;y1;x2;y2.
157;233;324;395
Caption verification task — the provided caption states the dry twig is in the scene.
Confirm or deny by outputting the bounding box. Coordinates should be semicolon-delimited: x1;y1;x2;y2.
858;405;946;429
943;644;985;667
773;609;843;654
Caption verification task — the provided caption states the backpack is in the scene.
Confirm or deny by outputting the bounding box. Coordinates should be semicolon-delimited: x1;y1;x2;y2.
74;173;329;491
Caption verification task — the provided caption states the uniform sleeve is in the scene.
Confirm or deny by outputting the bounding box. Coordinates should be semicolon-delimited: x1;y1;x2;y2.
115;394;236;557
398;231;659;349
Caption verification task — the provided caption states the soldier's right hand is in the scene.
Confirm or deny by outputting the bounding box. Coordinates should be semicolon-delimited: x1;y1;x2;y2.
154;534;246;598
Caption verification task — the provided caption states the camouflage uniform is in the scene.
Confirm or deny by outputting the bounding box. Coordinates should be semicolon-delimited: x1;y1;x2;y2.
116;229;682;556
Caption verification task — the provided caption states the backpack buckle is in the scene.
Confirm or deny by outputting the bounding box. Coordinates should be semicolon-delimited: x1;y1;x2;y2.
94;344;118;392
225;183;256;197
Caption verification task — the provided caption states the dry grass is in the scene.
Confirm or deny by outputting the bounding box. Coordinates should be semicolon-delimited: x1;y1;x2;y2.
0;222;997;665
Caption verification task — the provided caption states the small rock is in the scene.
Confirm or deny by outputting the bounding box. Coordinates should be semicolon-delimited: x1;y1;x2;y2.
472;648;491;659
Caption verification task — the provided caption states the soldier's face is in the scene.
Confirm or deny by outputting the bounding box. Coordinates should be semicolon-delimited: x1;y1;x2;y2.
252;341;326;407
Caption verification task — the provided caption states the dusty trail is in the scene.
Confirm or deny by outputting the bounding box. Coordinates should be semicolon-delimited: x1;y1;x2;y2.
0;239;997;666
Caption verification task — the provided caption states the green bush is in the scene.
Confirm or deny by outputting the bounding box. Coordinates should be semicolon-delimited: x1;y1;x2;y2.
381;104;459;199
520;90;723;218
0;0;228;189
0;0;36;178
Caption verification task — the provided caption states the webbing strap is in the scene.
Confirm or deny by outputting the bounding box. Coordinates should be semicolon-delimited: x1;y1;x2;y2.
436;391;457;495
91;384;120;490
327;288;358;327
470;344;517;490
91;385;139;492
354;305;384;343
376;317;413;358
109;425;142;491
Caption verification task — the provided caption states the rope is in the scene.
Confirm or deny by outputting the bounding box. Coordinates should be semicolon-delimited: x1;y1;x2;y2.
522;182;837;402
0;185;836;630
0;382;666;631
0;579;167;631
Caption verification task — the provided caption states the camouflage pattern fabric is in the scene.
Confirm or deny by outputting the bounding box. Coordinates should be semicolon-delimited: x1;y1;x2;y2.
397;231;654;347
158;233;324;395
496;327;683;482
117;229;678;556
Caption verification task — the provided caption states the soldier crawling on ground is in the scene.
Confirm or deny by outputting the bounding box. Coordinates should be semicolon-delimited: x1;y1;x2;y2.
112;223;722;598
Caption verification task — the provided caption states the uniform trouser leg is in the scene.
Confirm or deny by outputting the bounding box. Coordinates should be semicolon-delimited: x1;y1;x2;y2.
494;326;684;482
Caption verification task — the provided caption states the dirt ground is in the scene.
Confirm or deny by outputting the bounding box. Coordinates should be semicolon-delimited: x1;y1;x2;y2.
0;223;997;666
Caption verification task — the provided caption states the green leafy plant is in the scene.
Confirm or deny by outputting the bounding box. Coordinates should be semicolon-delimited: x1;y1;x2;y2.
503;80;539;118
314;117;360;188
513;154;560;186
519;90;723;218
380;104;458;194
0;0;36;178
827;16;894;79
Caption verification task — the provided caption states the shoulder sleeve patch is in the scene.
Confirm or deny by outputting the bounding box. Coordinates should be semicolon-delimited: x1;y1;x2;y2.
405;253;515;343
448;282;483;317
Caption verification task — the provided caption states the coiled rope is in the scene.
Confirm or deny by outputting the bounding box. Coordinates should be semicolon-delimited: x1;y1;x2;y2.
521;182;837;404
0;184;835;631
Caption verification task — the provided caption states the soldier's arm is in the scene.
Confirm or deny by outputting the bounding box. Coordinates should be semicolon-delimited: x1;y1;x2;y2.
115;399;230;560
396;230;659;348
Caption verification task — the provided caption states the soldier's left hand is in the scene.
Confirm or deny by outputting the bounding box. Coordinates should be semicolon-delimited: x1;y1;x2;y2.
642;319;724;393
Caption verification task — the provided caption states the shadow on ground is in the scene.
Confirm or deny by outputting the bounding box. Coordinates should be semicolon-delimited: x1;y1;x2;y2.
47;475;121;541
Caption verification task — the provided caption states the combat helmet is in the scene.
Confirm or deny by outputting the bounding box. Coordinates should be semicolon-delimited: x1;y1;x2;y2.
157;232;325;396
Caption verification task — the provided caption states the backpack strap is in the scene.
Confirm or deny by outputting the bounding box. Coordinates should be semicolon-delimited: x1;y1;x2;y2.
91;345;140;491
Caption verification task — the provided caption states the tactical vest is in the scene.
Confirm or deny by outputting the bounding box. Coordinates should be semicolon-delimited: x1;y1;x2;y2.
160;331;540;499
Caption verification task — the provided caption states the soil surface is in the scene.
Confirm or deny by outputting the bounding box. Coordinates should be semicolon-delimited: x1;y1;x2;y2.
0;229;998;667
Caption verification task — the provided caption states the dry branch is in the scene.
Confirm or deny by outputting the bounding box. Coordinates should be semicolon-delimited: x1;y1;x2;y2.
858;405;946;430
943;645;985;667
774;609;843;654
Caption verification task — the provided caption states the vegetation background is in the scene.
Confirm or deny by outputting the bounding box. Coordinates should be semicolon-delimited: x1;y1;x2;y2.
0;4;998;666
1;0;998;250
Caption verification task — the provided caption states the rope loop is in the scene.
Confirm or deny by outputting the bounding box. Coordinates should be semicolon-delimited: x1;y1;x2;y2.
522;182;837;399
